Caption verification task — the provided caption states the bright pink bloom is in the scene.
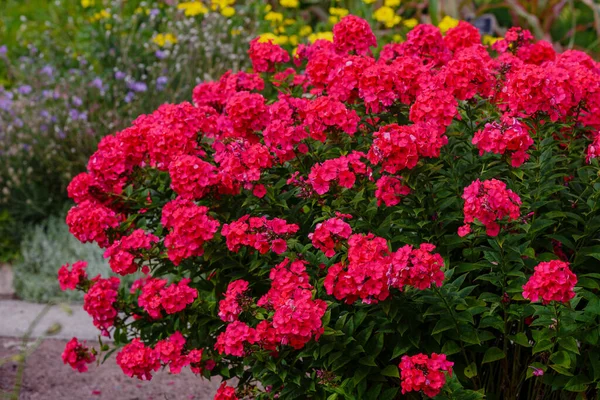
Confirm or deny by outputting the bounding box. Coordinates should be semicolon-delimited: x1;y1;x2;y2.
248;38;290;73
103;229;159;275
375;175;410;207
368;124;420;174
214;382;238;400
302;96;359;142
62;338;96;372
221;215;298;255
218;280;250;322
155;331;189;374
333;15;377;56
400;353;454;398
472;117;533;167
388;244;445;290
169;155;218;199
116;339;161;381
308;151;369;195
309;217;352;257
66;200;121;248
83;276;120;335
58;260;87;291
215;321;259;357
459;179;521;237
523;260;577;305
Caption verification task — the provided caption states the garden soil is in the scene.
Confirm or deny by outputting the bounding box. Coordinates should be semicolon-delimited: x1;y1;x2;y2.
0;337;220;400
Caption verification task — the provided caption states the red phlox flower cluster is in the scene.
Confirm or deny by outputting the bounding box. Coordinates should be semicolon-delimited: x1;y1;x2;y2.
212;139;273;191
375;175;410;207
103;229;158;275
358;61;396;113
86;135;130;194
263;96;309;162
260;258;327;349
192;70;264;111
333;15;377;56
116;339;161;381
399;24;451;66
390;56;432;105
215;321;259;357
324;233;392;304
302;96;360;142
522;260;577;305
214;382;238;400
62;338;96;373
221;215;299;255
161;198;220;265
67;172;97;204
443;21;482;52
308;216;352;257
305;43;342;90
328;55;374;103
154;331;191;374
368;124;420;173
137;277;197;318
493;27;534;54
66;200;121;248
410;88;458;132
249;38;290;73
388;244;445;290
145;102;212;170
224;91;268;137
458;179;521;237
83;276;120;335
441;46;495;100
308;151;369;195
168;155;218;199
218;280;250;322
399;353;454;398
517;40;556;65
472;116;533;167
58;260;88;291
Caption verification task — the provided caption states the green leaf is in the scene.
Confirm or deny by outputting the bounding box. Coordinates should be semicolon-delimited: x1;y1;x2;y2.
432;318;454;335
380;388;399;400
533;339;553;354
559;337;580;354
509;332;532;347
550;351;571;368
327;394;338;400
464;362;478;378
550;364;574;376
380;365;399;378
482;347;505;364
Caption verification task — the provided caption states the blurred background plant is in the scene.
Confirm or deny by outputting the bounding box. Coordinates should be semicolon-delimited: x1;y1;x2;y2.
0;0;598;284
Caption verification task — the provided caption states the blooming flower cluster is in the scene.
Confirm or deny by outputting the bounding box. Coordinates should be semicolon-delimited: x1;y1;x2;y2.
137;277;198;319
83;276;120;335
221;215;299;255
399;353;454;397
103;229;158;275
522;260;577;304
472;117;534;167
459;179;522;237
62;338;96;373
309;215;352;257
58;260;88;291
325;234;445;304
308;151;370;195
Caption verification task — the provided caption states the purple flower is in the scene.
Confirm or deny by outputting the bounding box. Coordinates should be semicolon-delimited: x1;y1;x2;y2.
0;46;7;56
57;130;66;139
41;65;54;77
40;110;51;119
124;92;135;103
91;78;104;90
18;85;32;95
42;90;53;98
127;81;147;93
114;70;126;80
150;8;160;17
155;50;167;59
71;96;83;107
156;76;168;91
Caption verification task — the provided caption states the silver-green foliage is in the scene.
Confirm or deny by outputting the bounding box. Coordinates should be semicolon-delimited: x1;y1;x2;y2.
13;214;109;302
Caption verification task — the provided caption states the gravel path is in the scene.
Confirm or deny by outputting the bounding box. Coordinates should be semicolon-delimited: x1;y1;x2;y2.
0;337;221;400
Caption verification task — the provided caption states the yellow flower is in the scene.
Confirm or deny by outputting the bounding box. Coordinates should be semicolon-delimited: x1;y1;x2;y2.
438;15;459;34
483;35;502;45
81;0;94;8
152;33;178;47
264;4;272;12
402;18;418;28
211;0;234;11
289;35;299;46
299;25;312;36
104;23;112;30
385;0;401;6
177;2;209;17
265;11;284;24
329;16;338;24
392;34;404;42
231;28;242;36
284;18;296;26
90;9;110;21
280;0;299;8
221;6;235;17
259;33;288;45
329;7;349;17
362;0;376;4
373;6;401;28
308;31;333;43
